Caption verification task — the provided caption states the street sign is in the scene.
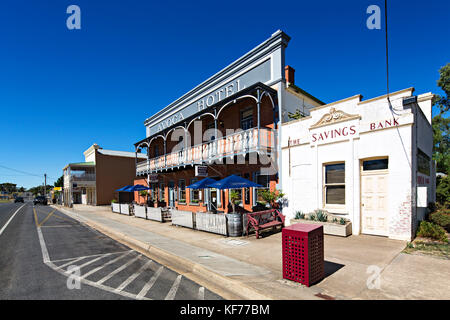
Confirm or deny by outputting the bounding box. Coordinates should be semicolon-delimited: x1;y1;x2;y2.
195;165;208;177
149;174;158;183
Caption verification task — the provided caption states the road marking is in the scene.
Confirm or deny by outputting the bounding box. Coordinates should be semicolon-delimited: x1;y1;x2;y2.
136;265;164;300
97;254;142;285
57;256;86;269
81;251;132;279
0;203;26;237
198;287;205;300
36;225;51;263
115;259;153;293
33;216;150;300
40;224;75;228
38;208;57;227
34;207;76;224
50;251;130;264
165;275;182;300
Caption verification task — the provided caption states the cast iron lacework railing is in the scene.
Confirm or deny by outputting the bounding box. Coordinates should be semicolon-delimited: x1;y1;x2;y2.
136;127;275;174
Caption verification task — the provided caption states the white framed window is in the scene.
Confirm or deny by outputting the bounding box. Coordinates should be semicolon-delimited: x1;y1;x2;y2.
190;178;200;204
323;163;345;206
178;180;186;203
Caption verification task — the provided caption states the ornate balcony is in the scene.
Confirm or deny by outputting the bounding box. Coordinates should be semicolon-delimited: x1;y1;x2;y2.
136;127;276;175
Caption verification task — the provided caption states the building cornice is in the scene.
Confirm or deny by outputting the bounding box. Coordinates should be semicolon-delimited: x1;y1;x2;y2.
144;30;290;128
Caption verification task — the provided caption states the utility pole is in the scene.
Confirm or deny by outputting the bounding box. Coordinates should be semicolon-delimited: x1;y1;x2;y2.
44;174;47;197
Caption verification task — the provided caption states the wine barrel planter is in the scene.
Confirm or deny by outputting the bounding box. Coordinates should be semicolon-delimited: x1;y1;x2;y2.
227;213;243;237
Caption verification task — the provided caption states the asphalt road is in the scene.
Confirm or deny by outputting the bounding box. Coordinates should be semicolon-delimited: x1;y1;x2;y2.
0;201;222;300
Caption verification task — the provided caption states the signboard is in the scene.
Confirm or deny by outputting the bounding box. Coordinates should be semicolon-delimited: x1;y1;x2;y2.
148;59;271;136
149;174;158;183
53;187;62;191
195;165;208;177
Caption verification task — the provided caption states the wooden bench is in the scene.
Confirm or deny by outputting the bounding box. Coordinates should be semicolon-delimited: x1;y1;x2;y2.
246;209;285;239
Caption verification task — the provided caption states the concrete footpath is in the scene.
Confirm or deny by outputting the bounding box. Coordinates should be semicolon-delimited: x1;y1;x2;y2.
52;204;450;300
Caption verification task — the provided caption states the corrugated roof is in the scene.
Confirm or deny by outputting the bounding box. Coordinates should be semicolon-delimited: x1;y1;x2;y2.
98;149;147;159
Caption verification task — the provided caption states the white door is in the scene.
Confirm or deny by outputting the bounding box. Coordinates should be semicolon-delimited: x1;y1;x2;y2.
361;160;389;236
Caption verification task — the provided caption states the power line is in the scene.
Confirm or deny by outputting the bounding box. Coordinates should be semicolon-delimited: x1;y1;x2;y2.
0;165;57;181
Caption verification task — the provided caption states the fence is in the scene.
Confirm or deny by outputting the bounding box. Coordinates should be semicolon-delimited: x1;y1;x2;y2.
112;203;120;213
120;203;130;215
147;207;163;222
171;210;195;229
195;212;227;236
134;204;146;219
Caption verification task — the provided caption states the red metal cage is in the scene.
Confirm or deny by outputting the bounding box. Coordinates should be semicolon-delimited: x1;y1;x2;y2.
282;223;324;287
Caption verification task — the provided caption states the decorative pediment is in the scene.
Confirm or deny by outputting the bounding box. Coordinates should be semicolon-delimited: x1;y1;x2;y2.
310;108;360;129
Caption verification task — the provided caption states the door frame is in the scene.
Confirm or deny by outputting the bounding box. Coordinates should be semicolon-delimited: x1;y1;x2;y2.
359;156;389;236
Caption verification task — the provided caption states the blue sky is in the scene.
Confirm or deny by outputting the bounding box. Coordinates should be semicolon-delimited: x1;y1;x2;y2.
0;0;448;189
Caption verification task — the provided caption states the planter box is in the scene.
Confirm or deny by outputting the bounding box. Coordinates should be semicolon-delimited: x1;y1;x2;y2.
171;210;194;229
147;207;163;222
290;219;352;237
196;212;227;236
120;203;131;216
134;204;147;219
112;203;120;213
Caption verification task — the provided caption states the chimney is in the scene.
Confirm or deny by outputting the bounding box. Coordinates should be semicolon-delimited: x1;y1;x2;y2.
285;65;295;85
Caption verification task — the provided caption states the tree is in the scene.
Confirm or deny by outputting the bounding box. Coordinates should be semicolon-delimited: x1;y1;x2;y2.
433;63;450;174
54;175;64;188
257;189;285;208
28;185;53;196
0;183;17;193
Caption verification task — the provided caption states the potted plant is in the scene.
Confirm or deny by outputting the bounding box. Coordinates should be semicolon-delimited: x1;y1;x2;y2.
229;190;241;213
291;209;352;237
139;190;148;205
257;189;285;208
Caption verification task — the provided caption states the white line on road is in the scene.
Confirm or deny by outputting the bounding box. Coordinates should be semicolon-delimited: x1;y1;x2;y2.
50;250;130;264
114;259;153;293
165;275;182;300
81;251;132;279
0;203;26;237
97;254;142;285
136;265;164;300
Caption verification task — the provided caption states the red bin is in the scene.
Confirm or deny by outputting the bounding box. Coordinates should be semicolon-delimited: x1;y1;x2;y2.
282;223;324;287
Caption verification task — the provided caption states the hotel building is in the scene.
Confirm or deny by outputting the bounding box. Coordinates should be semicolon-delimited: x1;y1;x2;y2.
134;30;324;213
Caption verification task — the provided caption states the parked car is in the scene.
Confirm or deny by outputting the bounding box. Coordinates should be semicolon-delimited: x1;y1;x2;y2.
14;197;24;203
33;196;47;205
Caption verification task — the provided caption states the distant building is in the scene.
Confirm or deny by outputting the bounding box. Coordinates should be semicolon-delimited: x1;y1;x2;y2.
63;144;146;206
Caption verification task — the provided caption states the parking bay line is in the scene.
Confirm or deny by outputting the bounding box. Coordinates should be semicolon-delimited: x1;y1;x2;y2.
165;275;182;300
114;259;154;293
136;265;164;300
81;251;133;280
97;254;142;285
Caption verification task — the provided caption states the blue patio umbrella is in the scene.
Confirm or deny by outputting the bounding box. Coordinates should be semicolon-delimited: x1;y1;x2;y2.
127;184;151;192
116;185;134;192
186;178;216;189
209;174;262;190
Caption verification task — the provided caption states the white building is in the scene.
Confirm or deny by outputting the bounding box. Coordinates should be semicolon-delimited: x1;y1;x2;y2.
281;88;435;240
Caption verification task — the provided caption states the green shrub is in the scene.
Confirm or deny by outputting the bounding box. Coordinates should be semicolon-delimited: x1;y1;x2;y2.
111;199;117;203
295;211;305;219
339;218;346;225
416;221;448;242
332;217;338;224
430;210;450;231
436;175;450;206
309;212;317;221
315;210;328;222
